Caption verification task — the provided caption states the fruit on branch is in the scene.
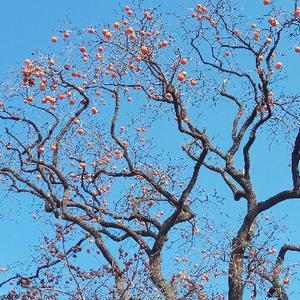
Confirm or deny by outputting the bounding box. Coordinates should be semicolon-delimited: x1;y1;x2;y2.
294;7;300;18
72;118;80;125
48;58;56;66
87;27;96;34
38;147;45;154
144;11;153;20
177;73;186;81
24;96;34;103
196;4;207;13
274;62;282;69
190;79;197;86
140;45;149;55
127;10;133;17
202;273;210;281
125;27;134;34
253;29;260;41
79;46;86;53
104;31;112;39
268;17;278;27
63;31;70;38
91;107;98;114
77;128;84;135
183;116;189;123
114;22;120;29
265;37;272;44
135;56;142;62
267;248;276;254
257;55;264;62
24;59;31;66
180;58;188;65
283;277;290;284
159;40;168;48
69;98;75;105
256;105;262;113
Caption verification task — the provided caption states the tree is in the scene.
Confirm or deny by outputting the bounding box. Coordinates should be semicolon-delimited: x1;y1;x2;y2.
0;0;300;299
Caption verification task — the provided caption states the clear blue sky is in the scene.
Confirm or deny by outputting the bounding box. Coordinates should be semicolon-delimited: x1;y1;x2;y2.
0;0;300;298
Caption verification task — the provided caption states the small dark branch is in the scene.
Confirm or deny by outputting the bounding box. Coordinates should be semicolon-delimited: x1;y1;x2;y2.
242;113;271;179
59;211;130;298
183;141;247;201
265;20;294;75
53;75;91;166
92;169;134;182
5;128;28;156
109;90;178;207
292;129;300;191
0;167;59;216
267;244;300;299
220;82;245;141
191;31;258;104
179;145;209;204
276;244;300;269
31;159;69;191
256;190;300;217
99;229;130;242
0;108;42;150
0;237;87;289
203;162;246;201
228;107;257;157
99;221;151;253
129;212;162;231
1;140;26;171
234;190;247;202
0;275;19;289
150;146;207;262
216;11;257;55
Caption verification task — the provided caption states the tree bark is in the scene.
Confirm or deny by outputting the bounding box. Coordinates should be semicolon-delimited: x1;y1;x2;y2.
149;252;177;300
228;236;245;300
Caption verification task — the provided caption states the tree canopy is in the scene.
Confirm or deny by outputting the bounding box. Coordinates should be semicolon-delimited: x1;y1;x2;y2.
0;1;300;299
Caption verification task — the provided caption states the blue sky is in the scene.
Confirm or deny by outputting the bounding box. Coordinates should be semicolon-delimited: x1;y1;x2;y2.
1;0;300;297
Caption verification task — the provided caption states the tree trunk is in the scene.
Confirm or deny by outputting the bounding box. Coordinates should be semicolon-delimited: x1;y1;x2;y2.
115;276;131;300
149;253;177;300
228;236;246;300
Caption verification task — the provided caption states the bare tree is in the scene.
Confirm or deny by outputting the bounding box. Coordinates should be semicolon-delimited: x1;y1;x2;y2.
0;1;300;299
